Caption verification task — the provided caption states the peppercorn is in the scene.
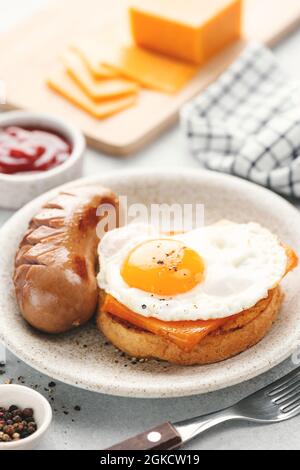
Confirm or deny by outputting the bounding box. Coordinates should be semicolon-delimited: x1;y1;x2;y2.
28;421;37;429
9;405;18;413
22;408;33;418
24;416;34;423
28;426;35;435
21;430;30;439
12;415;22;423
4;425;14;436
12;433;20;440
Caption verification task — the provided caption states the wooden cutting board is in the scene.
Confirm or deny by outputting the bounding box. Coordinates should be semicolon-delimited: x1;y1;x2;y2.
0;0;300;156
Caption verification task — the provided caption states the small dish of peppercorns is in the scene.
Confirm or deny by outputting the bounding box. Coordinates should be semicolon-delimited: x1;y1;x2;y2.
0;384;52;450
0;405;37;442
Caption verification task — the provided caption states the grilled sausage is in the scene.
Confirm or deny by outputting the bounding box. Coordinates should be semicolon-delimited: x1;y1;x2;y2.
14;185;118;333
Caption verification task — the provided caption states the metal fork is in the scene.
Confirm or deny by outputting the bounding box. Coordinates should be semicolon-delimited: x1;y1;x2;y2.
107;367;300;450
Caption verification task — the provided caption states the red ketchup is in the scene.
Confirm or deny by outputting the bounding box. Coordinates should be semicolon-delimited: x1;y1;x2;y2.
0;126;72;174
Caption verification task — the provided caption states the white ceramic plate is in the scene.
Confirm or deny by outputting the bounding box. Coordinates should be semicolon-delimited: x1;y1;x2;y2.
1;169;300;398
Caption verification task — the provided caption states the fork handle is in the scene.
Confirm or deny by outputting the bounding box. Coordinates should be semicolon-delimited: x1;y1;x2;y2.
106;409;238;450
174;408;238;444
106;422;182;450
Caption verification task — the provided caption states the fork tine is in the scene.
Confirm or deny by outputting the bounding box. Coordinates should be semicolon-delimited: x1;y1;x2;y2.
233;367;300;424
268;376;300;396
275;389;300;407
281;396;300;414
266;368;300;396
272;382;300;404
285;403;300;415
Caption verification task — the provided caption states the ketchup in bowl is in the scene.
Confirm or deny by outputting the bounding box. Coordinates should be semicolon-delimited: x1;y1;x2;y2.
0;126;72;175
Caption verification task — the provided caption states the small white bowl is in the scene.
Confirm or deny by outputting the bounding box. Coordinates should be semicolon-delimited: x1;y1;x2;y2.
0;111;86;210
0;384;52;450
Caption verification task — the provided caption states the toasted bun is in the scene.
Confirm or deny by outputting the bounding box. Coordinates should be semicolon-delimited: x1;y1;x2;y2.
97;287;283;366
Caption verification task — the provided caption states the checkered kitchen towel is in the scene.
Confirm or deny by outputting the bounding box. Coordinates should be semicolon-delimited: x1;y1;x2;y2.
181;43;300;197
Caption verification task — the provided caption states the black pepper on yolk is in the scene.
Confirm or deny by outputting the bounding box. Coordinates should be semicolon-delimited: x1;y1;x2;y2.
121;239;205;296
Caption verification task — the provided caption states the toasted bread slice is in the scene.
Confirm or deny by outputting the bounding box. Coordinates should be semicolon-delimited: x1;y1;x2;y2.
98;287;283;366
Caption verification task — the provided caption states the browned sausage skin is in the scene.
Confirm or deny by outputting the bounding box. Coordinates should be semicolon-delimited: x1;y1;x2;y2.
14;186;119;334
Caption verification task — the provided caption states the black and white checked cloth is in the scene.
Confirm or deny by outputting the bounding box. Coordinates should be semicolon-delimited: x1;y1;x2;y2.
181;43;300;197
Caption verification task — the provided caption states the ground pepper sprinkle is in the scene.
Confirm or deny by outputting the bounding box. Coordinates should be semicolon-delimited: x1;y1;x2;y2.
0;405;37;442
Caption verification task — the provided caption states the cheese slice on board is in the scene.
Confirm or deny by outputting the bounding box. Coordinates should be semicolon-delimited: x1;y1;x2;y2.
102;295;232;352
63;51;139;101
130;0;242;64
71;40;118;79
102;45;198;93
47;67;137;119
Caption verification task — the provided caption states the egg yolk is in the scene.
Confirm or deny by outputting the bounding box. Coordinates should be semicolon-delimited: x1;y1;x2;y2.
121;239;205;296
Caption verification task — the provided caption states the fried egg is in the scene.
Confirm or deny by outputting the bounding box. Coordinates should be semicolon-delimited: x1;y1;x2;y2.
97;222;288;321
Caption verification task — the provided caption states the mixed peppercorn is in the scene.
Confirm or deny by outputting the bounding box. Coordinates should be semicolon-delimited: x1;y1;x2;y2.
0;405;37;442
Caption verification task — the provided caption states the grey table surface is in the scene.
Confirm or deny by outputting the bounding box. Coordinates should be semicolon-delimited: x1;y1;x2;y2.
1;0;300;451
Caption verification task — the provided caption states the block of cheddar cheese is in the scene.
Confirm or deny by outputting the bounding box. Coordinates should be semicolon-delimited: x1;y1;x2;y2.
129;0;242;65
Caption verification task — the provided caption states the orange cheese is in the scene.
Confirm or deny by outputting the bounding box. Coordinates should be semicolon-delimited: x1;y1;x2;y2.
283;244;298;274
102;294;233;352
71;40;118;79
47;67;137;119
130;0;243;64
63;51;139;101
102;45;198;93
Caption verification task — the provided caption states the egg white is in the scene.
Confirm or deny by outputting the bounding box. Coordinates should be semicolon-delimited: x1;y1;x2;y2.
98;222;288;321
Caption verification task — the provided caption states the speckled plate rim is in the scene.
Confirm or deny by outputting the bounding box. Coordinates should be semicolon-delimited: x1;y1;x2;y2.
1;168;300;399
